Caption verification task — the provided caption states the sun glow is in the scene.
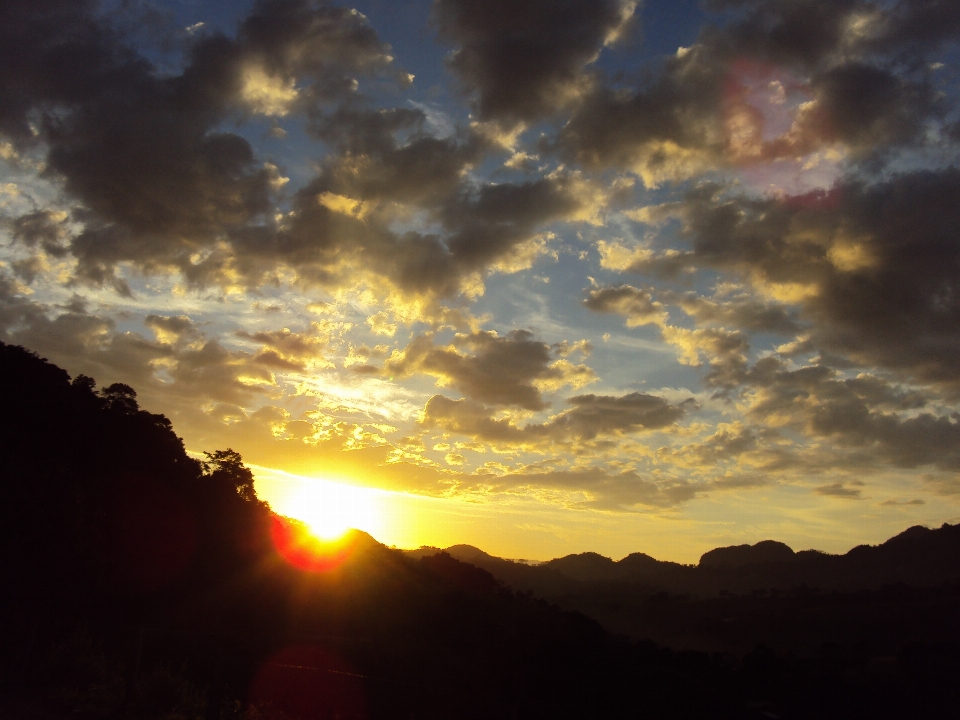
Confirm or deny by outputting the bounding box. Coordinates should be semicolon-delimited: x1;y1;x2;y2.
270;516;357;572
252;466;384;541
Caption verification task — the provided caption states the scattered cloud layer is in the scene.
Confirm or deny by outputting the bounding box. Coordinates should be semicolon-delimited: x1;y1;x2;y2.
2;0;960;532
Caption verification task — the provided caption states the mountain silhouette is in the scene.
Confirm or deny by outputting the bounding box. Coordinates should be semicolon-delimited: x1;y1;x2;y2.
411;524;960;601
699;540;796;568
409;524;960;658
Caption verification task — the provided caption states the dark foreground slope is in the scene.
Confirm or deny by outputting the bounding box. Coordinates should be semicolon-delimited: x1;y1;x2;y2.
2;342;959;720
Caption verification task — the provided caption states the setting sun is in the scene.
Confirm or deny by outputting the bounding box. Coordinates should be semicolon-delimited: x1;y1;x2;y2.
252;466;384;541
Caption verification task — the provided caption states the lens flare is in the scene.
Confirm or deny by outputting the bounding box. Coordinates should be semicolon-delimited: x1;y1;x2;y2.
270;515;357;572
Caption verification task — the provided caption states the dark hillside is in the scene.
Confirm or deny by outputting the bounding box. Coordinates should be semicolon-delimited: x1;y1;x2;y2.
0;344;749;719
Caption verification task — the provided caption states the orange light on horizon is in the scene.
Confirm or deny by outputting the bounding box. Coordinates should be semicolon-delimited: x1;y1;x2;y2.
252;466;385;540
270;515;356;572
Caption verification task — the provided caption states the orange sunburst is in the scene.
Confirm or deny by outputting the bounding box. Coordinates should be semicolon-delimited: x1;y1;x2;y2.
270;515;356;572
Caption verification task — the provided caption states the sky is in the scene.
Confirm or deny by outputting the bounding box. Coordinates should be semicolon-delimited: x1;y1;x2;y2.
3;0;960;563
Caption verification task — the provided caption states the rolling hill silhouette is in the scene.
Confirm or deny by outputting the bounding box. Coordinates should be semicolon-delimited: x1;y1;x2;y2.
412;522;960;599
409;524;960;654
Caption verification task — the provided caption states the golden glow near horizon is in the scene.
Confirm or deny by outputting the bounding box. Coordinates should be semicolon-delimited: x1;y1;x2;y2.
251;462;957;564
252;465;386;540
252;464;496;552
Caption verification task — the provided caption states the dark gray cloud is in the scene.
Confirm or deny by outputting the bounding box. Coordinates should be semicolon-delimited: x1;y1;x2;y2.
703;0;960;64
556;0;958;181
421;395;528;443
384;330;593;410
683;424;763;464
555;44;725;182
880;497;925;506
547;392;691;440
663;289;802;335
814;481;864;498
309;106;486;207
243;157;605;297
737;357;960;473
433;0;636;123
8;210;70;257
421;389;688;447
238;0;401;101
438;174;587;268
676;169;960;385
584;284;801;335
144;314;201;344
583;285;667;327
0;0;397;286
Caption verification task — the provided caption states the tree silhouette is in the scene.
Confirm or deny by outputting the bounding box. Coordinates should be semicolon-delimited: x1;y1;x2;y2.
203;449;257;502
101;382;139;414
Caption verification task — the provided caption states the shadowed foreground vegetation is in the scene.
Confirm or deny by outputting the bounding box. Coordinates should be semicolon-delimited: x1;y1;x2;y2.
2;342;959;719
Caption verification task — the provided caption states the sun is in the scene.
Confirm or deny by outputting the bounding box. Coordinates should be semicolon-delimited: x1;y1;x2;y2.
268;473;384;541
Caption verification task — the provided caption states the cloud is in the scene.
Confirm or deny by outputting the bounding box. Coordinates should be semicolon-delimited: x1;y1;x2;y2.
383;330;594;411
737;357;960;473
583;284;752;373
693;424;761;461
0;274;324;410
237;324;334;371
2;0;623;305
555;0;956;184
8;210;70;257
672;169;960;385
661;325;750;368
879;498;925;506
593;169;960;393
0;0;398;287
309;105;485;207
584;285;668;327
225;143;612;302
421;389;688;449
494;466;699;511
144;314;201;346
238;0;401;100
433;0;637;123
547;392;691;440
814;481;864;498
597;239;696;279
662;288;802;335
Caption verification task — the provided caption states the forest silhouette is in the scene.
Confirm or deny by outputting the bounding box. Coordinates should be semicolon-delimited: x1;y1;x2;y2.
1;341;959;719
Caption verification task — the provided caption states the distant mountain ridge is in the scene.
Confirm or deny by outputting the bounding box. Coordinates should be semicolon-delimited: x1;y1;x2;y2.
406;522;960;597
699;539;796;568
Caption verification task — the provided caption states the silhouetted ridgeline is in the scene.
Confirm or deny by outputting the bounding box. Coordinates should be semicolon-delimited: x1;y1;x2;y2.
409;526;960;653
2;342;960;719
413;524;960;598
